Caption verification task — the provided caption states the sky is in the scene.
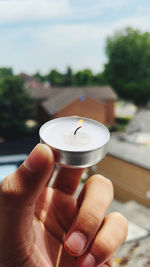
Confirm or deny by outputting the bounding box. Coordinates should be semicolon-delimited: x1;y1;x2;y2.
0;0;150;75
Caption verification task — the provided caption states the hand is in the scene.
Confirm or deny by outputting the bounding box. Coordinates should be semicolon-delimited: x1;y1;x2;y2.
0;144;128;267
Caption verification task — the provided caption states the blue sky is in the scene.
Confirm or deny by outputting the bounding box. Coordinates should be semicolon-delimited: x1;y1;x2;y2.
0;0;150;74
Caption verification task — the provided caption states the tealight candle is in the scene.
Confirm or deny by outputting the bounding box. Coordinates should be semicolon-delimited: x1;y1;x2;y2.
64;119;90;147
39;116;110;168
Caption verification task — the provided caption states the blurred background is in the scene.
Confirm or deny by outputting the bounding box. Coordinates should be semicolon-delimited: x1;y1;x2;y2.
0;1;150;266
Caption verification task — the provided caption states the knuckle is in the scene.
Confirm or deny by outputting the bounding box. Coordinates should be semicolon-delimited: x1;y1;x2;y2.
94;236;114;261
78;211;100;235
0;175;16;203
0;176;16;196
101;236;115;255
85;211;100;226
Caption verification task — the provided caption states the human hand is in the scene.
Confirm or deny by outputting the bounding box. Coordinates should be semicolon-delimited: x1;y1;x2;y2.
0;144;128;267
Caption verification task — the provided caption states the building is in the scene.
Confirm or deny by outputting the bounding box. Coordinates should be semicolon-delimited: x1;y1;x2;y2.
126;108;150;133
19;73;117;126
38;86;117;126
19;73;51;101
98;109;150;207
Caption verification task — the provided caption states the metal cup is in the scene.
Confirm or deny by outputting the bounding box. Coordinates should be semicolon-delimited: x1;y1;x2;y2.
39;117;110;169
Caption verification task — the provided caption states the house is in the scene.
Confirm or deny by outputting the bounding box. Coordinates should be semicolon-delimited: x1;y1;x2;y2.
126;109;150;133
19;73;117;126
19;73;51;120
97;109;150;207
38;86;117;126
19;73;51;101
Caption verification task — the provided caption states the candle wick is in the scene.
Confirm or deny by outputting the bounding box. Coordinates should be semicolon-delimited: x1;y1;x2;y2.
74;126;82;135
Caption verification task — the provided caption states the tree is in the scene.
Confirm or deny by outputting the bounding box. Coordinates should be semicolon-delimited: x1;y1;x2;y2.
104;27;150;105
74;69;93;86
0;75;35;137
46;69;64;86
93;71;108;85
63;66;73;86
0;67;13;79
33;72;45;82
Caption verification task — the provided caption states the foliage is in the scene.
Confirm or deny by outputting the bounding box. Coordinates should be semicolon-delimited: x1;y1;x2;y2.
93;71;108;85
73;69;93;86
0;67;108;138
38;67;107;87
109;116;132;132
0;67;13;78
0;74;35;137
33;72;45;82
63;66;73;86
104;27;150;105
46;69;65;86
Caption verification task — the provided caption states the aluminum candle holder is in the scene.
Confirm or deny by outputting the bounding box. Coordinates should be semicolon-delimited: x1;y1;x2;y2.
39;116;110;168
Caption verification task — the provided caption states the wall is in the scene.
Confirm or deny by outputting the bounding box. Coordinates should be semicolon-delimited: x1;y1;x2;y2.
97;155;150;207
37;97;115;126
35;102;51;125
105;100;115;126
53;97;107;125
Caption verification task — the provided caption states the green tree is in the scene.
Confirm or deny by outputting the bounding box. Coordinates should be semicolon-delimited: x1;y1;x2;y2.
0;67;13;79
104;27;150;105
0;75;35;137
74;69;93;86
46;69;64;86
93;71;108;85
63;66;73;86
33;72;45;82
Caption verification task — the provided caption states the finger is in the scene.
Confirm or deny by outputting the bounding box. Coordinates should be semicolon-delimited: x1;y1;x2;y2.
97;257;114;267
101;257;114;266
0;144;55;206
64;175;114;256
77;212;128;267
52;167;84;195
98;257;114;267
78;256;115;267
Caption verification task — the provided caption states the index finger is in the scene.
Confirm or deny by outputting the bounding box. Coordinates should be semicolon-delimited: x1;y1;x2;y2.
52;167;84;195
0;144;55;206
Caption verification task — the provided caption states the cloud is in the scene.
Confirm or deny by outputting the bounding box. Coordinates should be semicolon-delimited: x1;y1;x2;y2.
0;0;134;24
112;15;150;32
0;0;71;24
1;11;150;74
0;0;150;74
70;0;131;19
0;23;110;74
37;24;110;72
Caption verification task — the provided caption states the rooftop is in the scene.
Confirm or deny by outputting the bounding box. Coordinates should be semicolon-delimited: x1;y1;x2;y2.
108;108;150;170
41;86;117;115
126;108;150;133
108;133;150;170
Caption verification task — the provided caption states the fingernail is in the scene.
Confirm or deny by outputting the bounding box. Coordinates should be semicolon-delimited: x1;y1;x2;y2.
66;231;87;254
79;253;95;267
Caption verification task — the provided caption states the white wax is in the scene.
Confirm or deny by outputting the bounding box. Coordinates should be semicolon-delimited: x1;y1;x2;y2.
64;131;90;147
40;116;110;152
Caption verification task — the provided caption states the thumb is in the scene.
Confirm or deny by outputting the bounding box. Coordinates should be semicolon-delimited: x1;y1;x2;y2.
0;144;55;206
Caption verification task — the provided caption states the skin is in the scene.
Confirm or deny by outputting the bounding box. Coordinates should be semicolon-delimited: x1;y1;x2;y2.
0;144;128;267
